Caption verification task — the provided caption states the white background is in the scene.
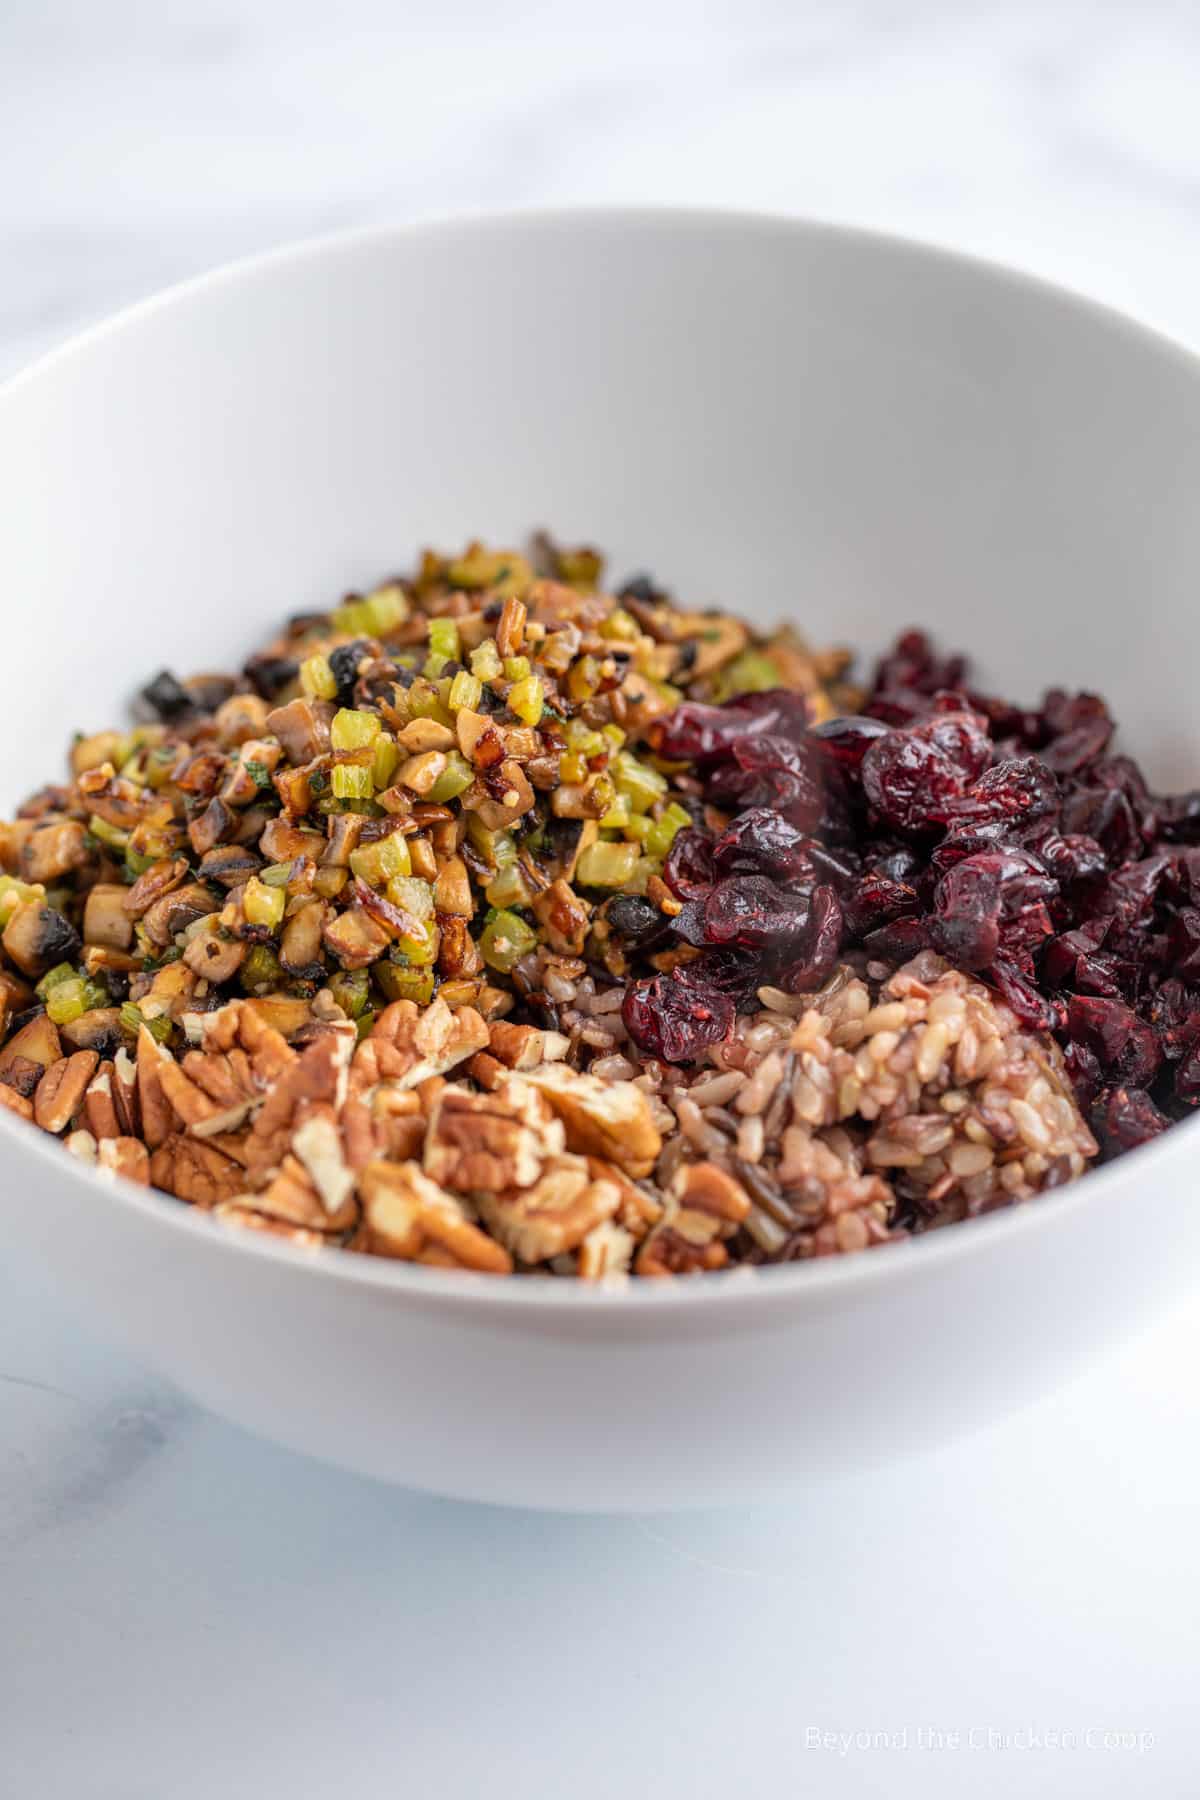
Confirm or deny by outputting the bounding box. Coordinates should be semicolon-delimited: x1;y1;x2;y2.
3;4;1200;1794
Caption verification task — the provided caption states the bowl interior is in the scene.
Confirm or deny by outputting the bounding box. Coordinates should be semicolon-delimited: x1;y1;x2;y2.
3;211;1199;817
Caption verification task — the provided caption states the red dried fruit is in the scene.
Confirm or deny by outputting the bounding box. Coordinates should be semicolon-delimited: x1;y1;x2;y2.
809;714;891;774
621;970;734;1064
861;709;991;833
1097;1085;1169;1152
647;689;810;766
663;827;716;901
779;886;843;994
702;877;812;952
931;756;1059;829
710;809;816;883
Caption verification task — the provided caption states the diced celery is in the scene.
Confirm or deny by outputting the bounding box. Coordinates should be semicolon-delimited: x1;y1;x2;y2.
407;680;453;725
598;608;640;640
598;796;631;832
46;979;88;1025
332;597;373;634
502;655;530;683
711;650;780;702
349;832;412;888
260;862;294;887
331;764;373;800
330;708;381;751
300;654;338;700
428;617;461;663
575;841;640;887
470;640;503;683
88;814;129;850
478;909;537;973
363;583;409;634
124;848;158;877
645;802;692;859
243;876;286;929
613;751;668;811
559;752;587;784
36;962;77;1000
485;865;532;909
448;670;483;713
375;962;436;1004
623;813;654;844
565;719;605;755
240;945;282;991
426;752;474;803
566;656;600;701
507;674;544;726
327;968;371;1018
386;875;434;920
119;1001;172;1042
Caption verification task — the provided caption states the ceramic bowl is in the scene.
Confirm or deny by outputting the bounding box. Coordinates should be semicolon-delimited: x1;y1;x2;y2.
3;211;1199;1510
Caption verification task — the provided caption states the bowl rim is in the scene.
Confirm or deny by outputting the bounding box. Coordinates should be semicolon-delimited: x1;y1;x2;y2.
3;202;1198;1314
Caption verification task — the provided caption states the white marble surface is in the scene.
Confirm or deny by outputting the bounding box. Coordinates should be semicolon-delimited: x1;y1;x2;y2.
4;3;1200;1793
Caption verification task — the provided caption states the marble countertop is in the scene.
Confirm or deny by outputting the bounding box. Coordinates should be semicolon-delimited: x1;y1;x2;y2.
4;5;1200;1794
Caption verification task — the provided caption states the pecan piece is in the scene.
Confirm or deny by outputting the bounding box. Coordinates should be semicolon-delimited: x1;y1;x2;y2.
96;1136;151;1185
0;1083;34;1123
149;1133;247;1206
33;1050;100;1135
476;1155;621;1263
361;1161;512;1273
486;1021;570;1072
577;1219;635;1281
136;1024;178;1149
213;1203;329;1249
635;1162;750;1276
520;1065;662;1177
290;1106;357;1224
424;1081;560;1192
83;1064;122;1140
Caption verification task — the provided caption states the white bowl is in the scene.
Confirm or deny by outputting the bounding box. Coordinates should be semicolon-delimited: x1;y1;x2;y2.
3;210;1200;1512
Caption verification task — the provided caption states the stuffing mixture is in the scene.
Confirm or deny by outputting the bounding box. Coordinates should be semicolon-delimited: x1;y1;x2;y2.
0;534;1194;1279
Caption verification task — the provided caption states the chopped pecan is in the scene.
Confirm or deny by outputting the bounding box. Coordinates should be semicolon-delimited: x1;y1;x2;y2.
354;997;489;1092
520;1065;662;1177
96;1136;151;1184
290;1106;357;1223
149;1133;246;1205
486;1021;570;1071
585;1156;662;1239
635;1162;750;1276
33;1050;100;1135
424;1081;560;1192
246;1031;351;1172
477;1155;621;1263
84;1064;122;1139
213;1202;329;1249
577;1219;635;1281
0;1083;34;1123
112;1047;139;1134
136;1024;178;1149
361;1161;512;1273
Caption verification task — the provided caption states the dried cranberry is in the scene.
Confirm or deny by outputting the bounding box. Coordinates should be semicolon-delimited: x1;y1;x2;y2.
663;828;715;900
931;756;1059;829
702;877;812;952
809;714;891;775
1064;1040;1103;1109
648;689;810;766
779;886;843;993
861;709;991;833
1167;908;1200;981
708;735;823;826
1030;831;1107;886
1096;1085;1169;1153
1067;995;1137;1066
710;809;816;883
1038;691;1113;773
1157;790;1200;844
675;948;761;998
621;970;734;1064
988;955;1061;1032
862;916;931;960
843;873;921;938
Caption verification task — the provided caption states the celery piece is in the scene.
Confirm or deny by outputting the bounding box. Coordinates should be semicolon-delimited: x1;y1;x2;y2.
331;708;381;752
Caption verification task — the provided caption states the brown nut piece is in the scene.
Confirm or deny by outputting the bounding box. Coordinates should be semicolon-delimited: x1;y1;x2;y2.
477;1155;621;1264
33;1050;100;1135
361;1161;512;1273
96;1136;151;1185
519;1065;662;1178
149;1133;247;1206
424;1082;561;1193
635;1162;750;1277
